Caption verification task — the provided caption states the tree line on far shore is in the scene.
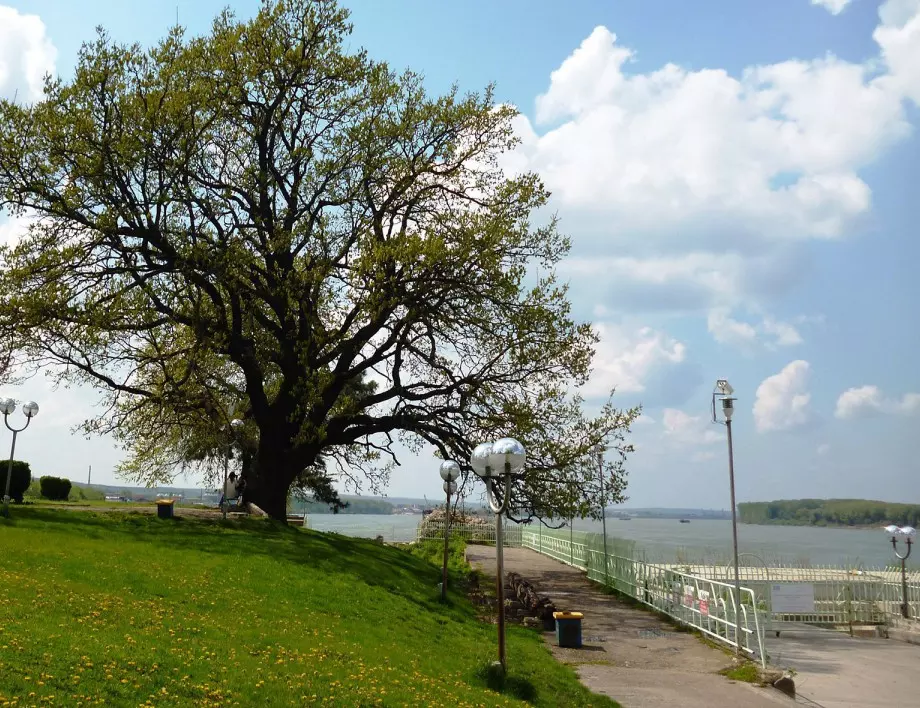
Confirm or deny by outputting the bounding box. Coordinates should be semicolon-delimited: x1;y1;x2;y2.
291;497;395;515
738;499;920;527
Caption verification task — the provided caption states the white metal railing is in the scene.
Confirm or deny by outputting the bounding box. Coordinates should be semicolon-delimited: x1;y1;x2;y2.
522;528;767;665
416;520;523;547
695;561;920;628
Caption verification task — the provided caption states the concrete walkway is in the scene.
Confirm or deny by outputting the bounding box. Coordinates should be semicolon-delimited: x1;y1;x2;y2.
466;546;789;708
764;625;920;707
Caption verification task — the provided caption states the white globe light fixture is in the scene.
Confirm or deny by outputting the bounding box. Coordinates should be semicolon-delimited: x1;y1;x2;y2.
470;442;494;478
1;397;40;518
884;524;916;618
439;460;461;482
488;437;526;475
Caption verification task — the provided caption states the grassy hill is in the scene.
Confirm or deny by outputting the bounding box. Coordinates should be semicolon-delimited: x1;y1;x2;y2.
0;509;615;707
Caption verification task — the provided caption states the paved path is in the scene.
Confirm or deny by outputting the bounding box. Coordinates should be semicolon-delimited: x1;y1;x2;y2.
764;625;920;707
466;546;788;708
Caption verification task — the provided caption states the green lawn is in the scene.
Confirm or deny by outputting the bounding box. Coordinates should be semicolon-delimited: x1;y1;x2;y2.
0;509;617;707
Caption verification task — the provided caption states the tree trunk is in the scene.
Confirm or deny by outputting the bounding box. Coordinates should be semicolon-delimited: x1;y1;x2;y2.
242;441;302;522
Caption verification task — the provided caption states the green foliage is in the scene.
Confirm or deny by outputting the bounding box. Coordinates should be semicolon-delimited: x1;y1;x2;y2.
0;460;31;503
0;508;617;707
68;484;107;502
738;499;920;527
408;537;477;586
0;0;637;522
719;662;762;684
39;476;72;501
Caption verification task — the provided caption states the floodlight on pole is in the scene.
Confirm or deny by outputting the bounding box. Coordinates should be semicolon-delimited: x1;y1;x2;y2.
594;444;610;587
1;399;39;518
712;379;742;655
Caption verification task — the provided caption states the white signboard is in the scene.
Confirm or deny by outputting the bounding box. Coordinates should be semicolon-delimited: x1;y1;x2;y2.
698;590;710;616
771;583;815;613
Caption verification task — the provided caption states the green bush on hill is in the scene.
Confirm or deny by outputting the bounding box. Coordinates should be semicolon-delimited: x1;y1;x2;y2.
39;476;72;501
0;460;32;503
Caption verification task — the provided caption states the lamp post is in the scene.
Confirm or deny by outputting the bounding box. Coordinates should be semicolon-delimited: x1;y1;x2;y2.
222;416;244;519
712;379;741;655
1;398;39;518
439;460;461;602
595;445;610;587
884;525;916;619
470;437;526;674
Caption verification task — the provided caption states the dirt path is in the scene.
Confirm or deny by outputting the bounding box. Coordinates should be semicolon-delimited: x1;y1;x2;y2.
466;545;789;708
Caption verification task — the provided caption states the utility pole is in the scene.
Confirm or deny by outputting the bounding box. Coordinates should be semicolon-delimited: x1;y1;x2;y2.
88;465;91;486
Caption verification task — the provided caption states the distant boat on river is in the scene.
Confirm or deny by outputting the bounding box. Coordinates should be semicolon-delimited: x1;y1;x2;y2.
679;519;691;523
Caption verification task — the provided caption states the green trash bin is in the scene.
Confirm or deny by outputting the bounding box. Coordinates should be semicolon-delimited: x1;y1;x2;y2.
553;611;583;648
156;499;175;519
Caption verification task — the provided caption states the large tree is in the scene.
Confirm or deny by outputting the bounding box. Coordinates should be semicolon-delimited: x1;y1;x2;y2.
0;0;638;521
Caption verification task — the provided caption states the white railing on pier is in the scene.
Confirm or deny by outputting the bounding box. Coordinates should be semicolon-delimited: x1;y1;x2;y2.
521;527;767;665
415;520;523;547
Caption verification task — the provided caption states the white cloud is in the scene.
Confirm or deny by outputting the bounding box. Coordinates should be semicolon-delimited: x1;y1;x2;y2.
662;408;721;445
584;324;685;397
0;213;36;248
707;309;804;350
875;0;920;104
753;360;812;432
834;385;920;418
509;1;920;313
816;443;831;455
0;6;56;102
761;317;804;347
812;0;852;15
707;310;758;349
692;450;718;463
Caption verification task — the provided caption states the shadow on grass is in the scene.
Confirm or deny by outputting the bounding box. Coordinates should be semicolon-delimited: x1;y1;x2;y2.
2;507;466;618
476;661;538;703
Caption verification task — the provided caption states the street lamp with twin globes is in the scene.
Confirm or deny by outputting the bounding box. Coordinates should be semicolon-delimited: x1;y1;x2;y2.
884;524;916;618
1;398;39;518
470;437;526;673
438;459;461;601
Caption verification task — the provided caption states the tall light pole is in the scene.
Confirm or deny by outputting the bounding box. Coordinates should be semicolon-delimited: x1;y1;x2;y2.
712;379;741;655
595;445;609;587
1;398;39;518
439;460;461;602
884;525;916;619
471;437;526;674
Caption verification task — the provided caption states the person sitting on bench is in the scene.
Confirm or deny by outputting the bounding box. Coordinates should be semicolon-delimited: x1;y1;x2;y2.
220;472;242;509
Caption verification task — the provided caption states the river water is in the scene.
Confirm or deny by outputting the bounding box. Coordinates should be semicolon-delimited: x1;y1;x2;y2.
306;514;913;569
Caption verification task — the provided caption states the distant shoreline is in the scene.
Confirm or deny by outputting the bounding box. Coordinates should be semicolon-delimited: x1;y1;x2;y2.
739;521;880;530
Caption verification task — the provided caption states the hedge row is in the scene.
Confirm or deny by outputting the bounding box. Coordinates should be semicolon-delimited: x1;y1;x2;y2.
0;460;32;503
39;476;72;501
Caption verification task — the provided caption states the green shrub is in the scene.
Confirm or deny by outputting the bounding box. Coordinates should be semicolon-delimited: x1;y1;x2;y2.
408;538;476;586
0;460;32;503
39;476;72;501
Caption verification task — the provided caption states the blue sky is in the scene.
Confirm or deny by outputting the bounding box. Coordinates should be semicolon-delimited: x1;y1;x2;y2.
1;0;918;508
